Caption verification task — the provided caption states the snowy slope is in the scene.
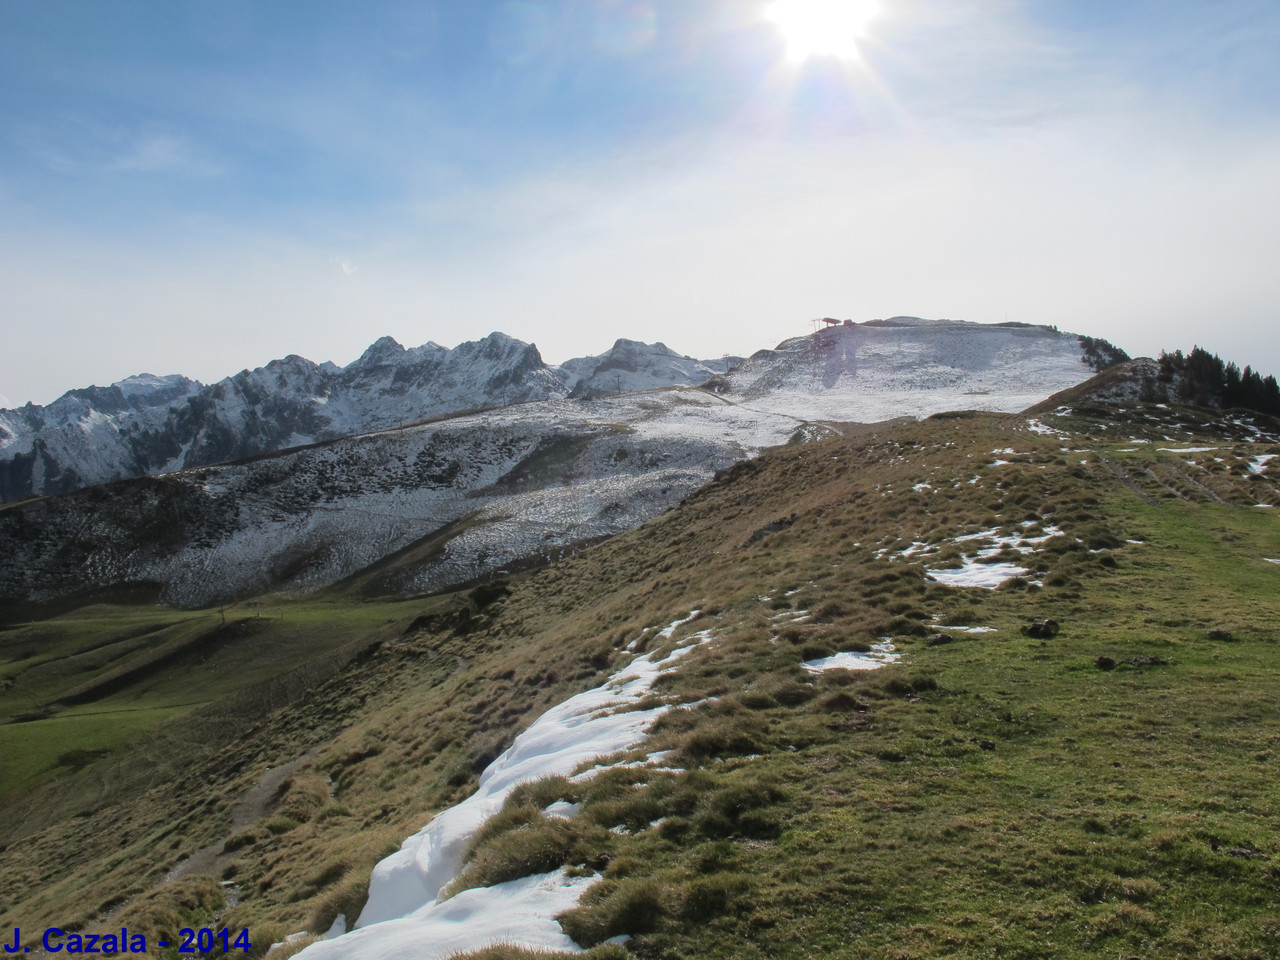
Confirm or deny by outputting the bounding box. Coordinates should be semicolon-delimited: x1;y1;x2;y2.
296;619;721;960
707;318;1124;422
0;389;801;607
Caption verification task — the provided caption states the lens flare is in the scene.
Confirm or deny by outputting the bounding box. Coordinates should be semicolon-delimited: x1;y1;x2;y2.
765;0;880;60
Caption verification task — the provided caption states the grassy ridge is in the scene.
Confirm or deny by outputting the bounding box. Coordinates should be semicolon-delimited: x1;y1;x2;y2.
1;402;1278;958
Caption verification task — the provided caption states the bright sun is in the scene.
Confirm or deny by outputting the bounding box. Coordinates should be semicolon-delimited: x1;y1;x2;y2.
765;0;880;60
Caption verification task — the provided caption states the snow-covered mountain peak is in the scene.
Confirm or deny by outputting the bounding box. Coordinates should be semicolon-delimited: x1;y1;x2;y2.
404;341;450;364
608;338;679;357
265;354;320;374
459;331;542;362
348;335;408;371
114;373;199;400
559;339;725;398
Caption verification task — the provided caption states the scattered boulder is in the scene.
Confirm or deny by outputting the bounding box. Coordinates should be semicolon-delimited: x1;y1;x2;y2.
1021;619;1061;638
926;632;954;646
1094;655;1117;670
1226;847;1269;861
748;515;797;544
1206;628;1234;642
1127;655;1171;668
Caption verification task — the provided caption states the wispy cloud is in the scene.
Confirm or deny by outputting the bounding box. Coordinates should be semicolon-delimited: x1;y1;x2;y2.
16;120;223;178
110;133;224;176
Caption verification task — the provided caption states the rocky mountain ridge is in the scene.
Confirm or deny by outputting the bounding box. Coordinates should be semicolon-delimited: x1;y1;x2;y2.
0;333;727;503
1;320;1121;504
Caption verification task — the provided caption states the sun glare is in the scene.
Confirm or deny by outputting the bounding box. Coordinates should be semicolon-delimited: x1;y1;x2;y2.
765;0;880;60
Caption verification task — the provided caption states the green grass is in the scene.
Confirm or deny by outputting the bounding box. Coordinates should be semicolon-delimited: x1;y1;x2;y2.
0;595;439;799
0;704;185;793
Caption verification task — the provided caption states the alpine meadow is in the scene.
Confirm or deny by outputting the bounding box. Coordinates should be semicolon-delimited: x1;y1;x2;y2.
2;319;1279;959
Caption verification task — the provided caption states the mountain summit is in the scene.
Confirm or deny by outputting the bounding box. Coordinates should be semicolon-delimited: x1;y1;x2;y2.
558;339;743;398
707;318;1126;421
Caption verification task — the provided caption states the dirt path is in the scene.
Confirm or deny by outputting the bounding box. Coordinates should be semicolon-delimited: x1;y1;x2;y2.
23;744;335;958
1099;456;1160;506
165;743;328;888
1160;458;1229;504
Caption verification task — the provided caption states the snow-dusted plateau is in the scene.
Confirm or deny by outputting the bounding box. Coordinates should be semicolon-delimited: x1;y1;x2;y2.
0;319;1121;607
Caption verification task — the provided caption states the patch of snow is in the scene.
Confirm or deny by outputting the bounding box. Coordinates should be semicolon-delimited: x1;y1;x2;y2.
306;869;596;960
927;561;1029;589
542;801;581;820
1158;446;1218;453
876;540;931;559
323;914;346;938
1248;454;1276;475
268;932;315;956
936;625;997;633
803;641;901;672
655;610;701;640
298;625;716;959
1026;419;1069;439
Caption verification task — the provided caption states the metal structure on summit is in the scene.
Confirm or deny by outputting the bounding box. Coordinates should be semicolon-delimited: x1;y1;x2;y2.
810;317;853;334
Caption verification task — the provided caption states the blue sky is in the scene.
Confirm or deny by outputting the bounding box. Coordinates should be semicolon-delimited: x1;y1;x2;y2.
3;0;1279;405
